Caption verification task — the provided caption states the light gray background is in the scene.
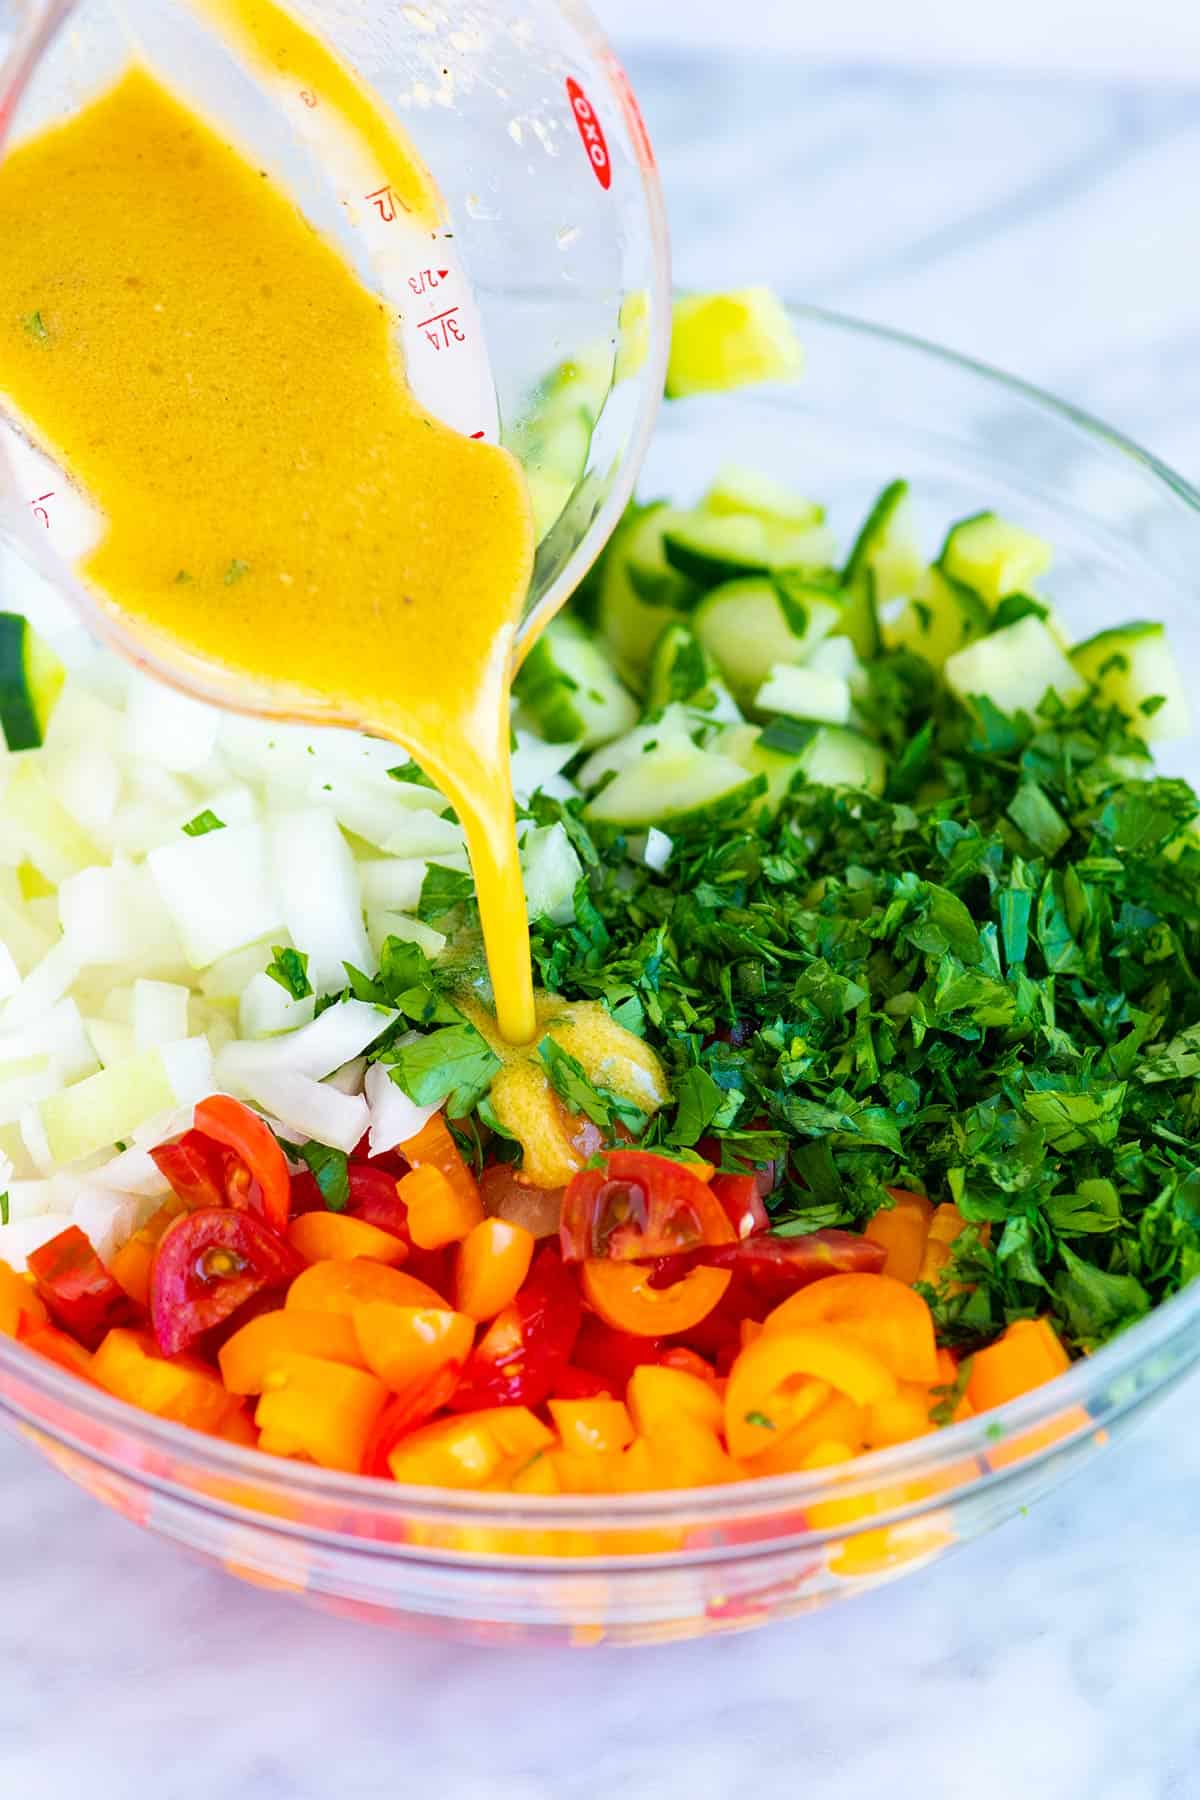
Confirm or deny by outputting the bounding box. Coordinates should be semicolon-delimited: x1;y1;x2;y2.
4;42;1200;1800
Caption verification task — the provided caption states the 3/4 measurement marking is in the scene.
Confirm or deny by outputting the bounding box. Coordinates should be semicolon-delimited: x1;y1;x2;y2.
565;77;612;190
29;491;53;528
417;305;466;351
299;90;318;108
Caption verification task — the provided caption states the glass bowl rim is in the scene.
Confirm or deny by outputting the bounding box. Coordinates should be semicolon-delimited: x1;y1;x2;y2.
2;299;1199;1529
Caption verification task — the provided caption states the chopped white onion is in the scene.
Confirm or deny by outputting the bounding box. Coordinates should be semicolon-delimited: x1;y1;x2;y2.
148;822;283;968
126;673;223;773
265;809;370;995
132;980;192;1050
239;1069;369;1154
215;998;397;1090
365;1058;439;1155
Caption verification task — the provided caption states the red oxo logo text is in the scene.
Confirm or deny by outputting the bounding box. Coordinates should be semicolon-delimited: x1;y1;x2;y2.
566;78;611;191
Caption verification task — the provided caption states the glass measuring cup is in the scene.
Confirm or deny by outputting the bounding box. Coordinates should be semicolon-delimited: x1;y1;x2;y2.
0;0;670;717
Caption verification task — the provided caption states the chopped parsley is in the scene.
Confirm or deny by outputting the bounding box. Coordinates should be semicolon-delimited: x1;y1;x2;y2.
23;311;49;342
181;808;226;837
744;1410;775;1430
264;945;312;1001
0;1191;8;1227
224;558;251;586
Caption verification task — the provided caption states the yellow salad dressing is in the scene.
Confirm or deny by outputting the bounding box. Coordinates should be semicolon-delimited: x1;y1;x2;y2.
0;51;540;1040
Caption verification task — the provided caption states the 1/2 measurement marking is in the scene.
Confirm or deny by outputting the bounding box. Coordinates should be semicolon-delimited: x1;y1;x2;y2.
29;491;53;528
366;183;409;223
417;306;465;351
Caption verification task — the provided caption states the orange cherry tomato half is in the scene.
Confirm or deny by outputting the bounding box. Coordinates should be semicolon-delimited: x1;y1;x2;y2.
448;1245;582;1412
193;1095;292;1234
766;1272;940;1384
150;1206;303;1356
28;1226;140;1350
560;1150;736;1263
582;1258;732;1337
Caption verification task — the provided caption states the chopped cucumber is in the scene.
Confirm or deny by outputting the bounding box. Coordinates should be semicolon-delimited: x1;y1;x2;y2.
514;614;638;747
506;346;613;541
886;566;989;670
662;512;833;588
522;822;582;925
577;706;699;791
1070;621;1191;742
598;504;697;684
693;576;839;702
645;622;741;721
584;739;765;830
702;465;824;531
839;480;922;659
623;505;706;610
754;663;852;726
939;511;1053;604
666;288;803;398
944;614;1086;719
805;633;866;693
0;614;65;751
721;718;887;806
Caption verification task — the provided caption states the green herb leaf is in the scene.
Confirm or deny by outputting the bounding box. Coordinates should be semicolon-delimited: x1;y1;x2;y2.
384;1021;500;1117
264;945;312;1001
296;1140;350;1212
182;809;226;837
224;559;251;586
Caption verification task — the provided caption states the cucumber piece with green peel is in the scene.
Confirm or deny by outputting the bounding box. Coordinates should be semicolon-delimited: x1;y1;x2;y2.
0;613;65;751
583;738;765;830
645;622;742;721
838;480;921;659
939;511;1053;604
576;706;700;791
944;614;1086;719
624;504;707;609
1070;621;1191;742
753;663;852;726
721;717;887;806
693;576;840;703
597;504;697;684
513;614;638;747
662;513;833;587
666;288;804;398
702;464;825;531
886;566;989;670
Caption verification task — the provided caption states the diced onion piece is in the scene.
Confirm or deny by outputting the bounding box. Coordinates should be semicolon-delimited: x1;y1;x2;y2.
39;1048;179;1164
365;1059;439;1156
2;755;100;881
159;1037;215;1107
92;1142;173;1198
239;1068;369;1154
125;672;222;773
71;1183;141;1264
1;939;79;1029
0;892;54;974
0;1211;74;1267
325;1056;366;1097
265;809;370;996
47;740;121;837
148;822;283;968
378;811;465;859
59;861;184;972
238;971;316;1040
216;999;397;1089
85;1019;136;1069
132;980;191;1050
358;858;439;913
365;911;446;960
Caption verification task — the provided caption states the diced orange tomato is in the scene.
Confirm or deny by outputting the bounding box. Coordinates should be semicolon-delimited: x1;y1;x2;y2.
864;1382;938;1449
108;1195;190;1307
216;1406;260;1448
627;1363;724;1437
0;1261;49;1336
351;1301;474;1392
385;1405;552;1488
18;1320;97;1381
765;1273;939;1383
864;1189;934;1285
967;1316;1071;1413
92;1328;238;1433
510;1451;560;1495
745;1391;868;1475
548;1398;634;1455
286;1211;408;1267
398;1113;483;1219
724;1327;896;1459
455;1217;535;1321
285;1258;444;1316
255;1352;389;1472
917;1203;989;1288
398;1163;485;1250
639;1411;739;1488
582;1258;731;1336
218;1308;367;1394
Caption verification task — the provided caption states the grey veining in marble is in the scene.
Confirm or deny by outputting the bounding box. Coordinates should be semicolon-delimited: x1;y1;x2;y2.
4;52;1200;1800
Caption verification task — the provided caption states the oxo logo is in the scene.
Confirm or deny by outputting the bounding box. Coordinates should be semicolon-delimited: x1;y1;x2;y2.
565;77;612;191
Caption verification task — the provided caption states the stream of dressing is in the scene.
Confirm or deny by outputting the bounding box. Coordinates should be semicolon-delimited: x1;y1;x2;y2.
0;25;539;1041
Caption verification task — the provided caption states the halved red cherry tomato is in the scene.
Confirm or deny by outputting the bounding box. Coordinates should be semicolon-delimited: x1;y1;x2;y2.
560;1150;735;1263
686;1229;886;1311
193;1095;292;1234
28;1226;140;1350
150;1207;303;1357
363;1358;464;1478
290;1161;453;1291
570;1314;664;1388
449;1245;582;1412
149;1130;228;1210
708;1173;770;1240
552;1366;617;1400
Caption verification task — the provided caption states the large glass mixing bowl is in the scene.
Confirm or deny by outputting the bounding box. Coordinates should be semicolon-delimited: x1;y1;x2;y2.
1;306;1198;1645
0;0;670;708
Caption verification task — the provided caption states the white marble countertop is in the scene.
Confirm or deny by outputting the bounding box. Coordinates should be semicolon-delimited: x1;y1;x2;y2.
5;52;1200;1800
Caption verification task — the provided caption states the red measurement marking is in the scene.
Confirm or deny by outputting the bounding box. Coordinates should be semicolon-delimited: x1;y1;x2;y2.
565;77;611;191
417;306;465;351
29;491;53;528
469;431;485;440
366;184;409;223
299;90;318;109
407;268;451;297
